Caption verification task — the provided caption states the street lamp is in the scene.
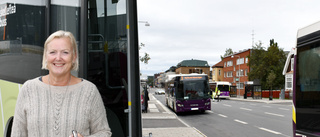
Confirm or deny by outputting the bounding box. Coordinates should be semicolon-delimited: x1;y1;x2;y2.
138;21;150;26
232;55;241;97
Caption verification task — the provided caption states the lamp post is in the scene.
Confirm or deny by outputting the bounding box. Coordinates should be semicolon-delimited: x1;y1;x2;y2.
232;55;241;97
138;21;150;26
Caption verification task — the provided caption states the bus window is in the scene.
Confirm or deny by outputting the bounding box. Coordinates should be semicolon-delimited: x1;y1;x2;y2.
87;0;128;136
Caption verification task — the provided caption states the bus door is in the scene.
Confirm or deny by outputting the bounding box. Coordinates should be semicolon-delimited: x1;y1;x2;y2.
86;0;129;136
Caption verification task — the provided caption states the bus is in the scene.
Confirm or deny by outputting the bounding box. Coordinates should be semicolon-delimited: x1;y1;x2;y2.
209;81;231;99
165;73;211;113
293;21;320;137
0;0;142;137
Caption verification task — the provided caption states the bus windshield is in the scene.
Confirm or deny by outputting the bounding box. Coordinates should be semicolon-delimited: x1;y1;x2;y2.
298;44;320;92
177;80;210;100
218;85;230;91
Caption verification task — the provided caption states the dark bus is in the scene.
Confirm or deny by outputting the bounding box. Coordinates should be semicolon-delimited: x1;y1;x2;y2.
165;74;211;113
294;21;320;137
0;0;142;137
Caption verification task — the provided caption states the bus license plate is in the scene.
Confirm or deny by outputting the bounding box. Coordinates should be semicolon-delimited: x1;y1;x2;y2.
191;108;198;110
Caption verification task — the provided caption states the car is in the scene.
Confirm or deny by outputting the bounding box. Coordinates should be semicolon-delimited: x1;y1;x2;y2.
155;89;165;95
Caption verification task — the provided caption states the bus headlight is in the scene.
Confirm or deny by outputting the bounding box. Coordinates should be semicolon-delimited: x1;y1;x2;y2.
177;104;184;107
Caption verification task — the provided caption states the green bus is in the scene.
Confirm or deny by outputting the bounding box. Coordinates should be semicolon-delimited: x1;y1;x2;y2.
0;0;142;137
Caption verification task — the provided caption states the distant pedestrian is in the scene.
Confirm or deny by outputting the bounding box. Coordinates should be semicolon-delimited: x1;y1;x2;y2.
143;85;149;113
216;90;221;102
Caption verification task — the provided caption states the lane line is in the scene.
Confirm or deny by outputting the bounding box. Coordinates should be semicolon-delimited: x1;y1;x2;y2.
265;112;284;117
258;127;281;135
223;104;232;107
240;107;252;111
234;119;248;124
278;108;290;111
207;111;214;113
218;114;228;118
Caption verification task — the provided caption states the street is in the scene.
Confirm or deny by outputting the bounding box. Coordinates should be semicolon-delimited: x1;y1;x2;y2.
146;88;292;137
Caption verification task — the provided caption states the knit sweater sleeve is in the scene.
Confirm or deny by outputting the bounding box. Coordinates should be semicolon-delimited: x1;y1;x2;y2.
11;80;30;137
86;85;112;137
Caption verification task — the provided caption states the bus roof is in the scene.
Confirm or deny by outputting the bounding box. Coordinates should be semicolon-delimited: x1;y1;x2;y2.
165;73;207;82
297;20;320;38
209;81;231;85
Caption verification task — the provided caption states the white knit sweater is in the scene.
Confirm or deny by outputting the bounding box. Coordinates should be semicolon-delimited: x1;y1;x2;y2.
11;77;112;137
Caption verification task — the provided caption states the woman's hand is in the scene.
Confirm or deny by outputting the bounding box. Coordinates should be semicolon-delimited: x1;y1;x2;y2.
69;133;83;137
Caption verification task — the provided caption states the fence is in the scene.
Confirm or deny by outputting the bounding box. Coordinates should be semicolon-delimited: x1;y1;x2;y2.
261;90;291;99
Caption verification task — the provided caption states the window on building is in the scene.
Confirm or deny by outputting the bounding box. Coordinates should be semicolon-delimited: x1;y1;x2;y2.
219;70;221;76
224;62;226;67
287;78;292;89
189;68;203;74
246;57;248;63
224;72;226;77
237;58;244;65
227;61;233;67
236;69;244;77
245;69;248;76
227;71;233;77
237;83;244;89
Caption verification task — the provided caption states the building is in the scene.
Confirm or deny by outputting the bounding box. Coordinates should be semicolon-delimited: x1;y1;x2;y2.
175;59;210;75
211;61;224;82
220;49;251;96
282;48;295;92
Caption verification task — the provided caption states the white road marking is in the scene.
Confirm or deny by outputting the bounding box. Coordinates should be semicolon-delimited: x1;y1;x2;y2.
223;104;232;107
240;107;252;111
218;114;228;118
279;108;290;111
207;111;214;113
265;112;284;117
234;119;248;124
258;127;281;135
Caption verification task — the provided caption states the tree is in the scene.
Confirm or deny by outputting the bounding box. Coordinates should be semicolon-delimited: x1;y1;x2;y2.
139;43;151;64
221;48;234;60
266;71;276;90
248;39;286;90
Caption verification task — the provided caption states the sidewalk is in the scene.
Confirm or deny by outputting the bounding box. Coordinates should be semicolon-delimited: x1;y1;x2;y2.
142;93;206;137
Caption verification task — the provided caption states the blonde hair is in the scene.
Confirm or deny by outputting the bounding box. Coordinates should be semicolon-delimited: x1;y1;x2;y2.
41;30;79;71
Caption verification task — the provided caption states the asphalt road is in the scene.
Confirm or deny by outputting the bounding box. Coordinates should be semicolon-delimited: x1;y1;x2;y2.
152;88;292;137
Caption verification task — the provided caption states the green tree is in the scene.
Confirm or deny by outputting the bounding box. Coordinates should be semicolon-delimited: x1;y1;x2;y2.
248;39;286;89
266;71;276;90
221;48;234;60
139;43;151;64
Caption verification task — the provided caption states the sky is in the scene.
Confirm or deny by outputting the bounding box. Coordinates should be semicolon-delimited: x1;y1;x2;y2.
137;0;320;77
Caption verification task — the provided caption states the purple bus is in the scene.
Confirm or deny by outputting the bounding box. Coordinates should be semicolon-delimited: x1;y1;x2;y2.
165;74;211;113
293;21;320;136
209;81;231;99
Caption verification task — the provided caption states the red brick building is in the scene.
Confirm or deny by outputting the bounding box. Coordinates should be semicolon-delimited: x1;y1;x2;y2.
215;49;251;96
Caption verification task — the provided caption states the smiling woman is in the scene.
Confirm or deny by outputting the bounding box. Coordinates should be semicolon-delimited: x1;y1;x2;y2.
11;30;112;137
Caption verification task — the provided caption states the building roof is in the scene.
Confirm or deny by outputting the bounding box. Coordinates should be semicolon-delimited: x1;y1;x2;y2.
177;59;210;68
212;60;224;68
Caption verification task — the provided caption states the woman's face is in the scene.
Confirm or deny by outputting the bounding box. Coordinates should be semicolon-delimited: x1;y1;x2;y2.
46;37;74;76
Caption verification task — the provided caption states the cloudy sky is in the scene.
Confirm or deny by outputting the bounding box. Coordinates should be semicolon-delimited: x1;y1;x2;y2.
137;0;320;77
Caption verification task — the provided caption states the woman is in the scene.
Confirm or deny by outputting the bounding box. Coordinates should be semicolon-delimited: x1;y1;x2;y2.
11;30;112;137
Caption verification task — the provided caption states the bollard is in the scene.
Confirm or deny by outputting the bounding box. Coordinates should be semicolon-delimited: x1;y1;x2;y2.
149;132;152;137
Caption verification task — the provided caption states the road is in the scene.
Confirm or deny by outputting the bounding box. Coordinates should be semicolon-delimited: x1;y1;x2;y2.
151;88;293;137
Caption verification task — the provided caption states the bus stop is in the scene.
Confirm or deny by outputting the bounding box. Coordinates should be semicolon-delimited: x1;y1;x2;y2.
244;81;262;99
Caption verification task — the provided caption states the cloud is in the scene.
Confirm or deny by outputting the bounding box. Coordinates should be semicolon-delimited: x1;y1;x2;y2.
138;0;320;76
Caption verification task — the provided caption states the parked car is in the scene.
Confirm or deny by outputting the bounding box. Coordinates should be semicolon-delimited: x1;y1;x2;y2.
155;89;165;95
